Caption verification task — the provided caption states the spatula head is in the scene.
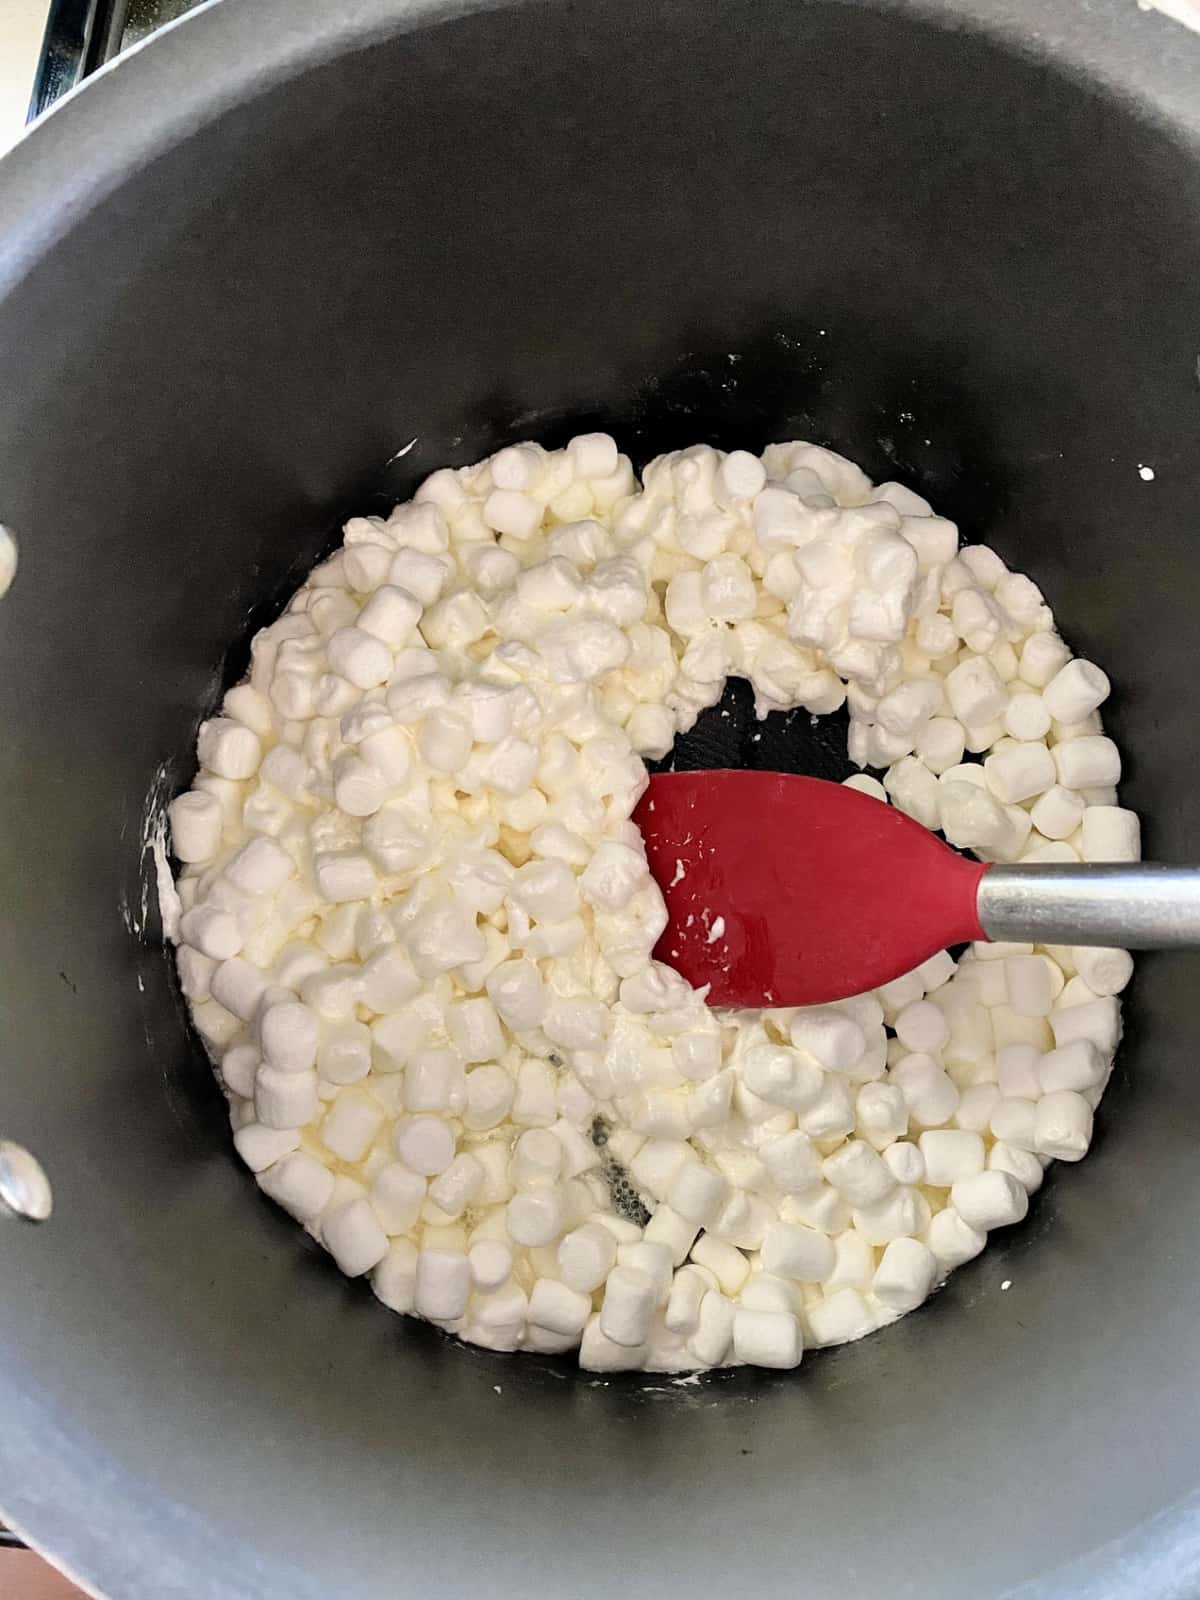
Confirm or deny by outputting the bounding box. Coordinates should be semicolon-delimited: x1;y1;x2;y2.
634;770;988;1008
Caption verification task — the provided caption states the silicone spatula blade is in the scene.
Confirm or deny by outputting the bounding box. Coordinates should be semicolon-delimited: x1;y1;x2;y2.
633;770;988;1007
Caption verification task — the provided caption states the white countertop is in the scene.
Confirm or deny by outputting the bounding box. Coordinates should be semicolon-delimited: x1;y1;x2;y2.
0;0;50;152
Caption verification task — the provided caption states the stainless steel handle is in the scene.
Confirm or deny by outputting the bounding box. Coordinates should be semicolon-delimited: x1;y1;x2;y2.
977;864;1200;948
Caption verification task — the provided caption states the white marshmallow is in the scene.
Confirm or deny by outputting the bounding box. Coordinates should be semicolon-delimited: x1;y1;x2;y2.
169;790;224;864
255;1066;319;1130
599;1266;658;1347
918;1129;985;1187
1042;659;1110;724
789;1009;866;1072
529;1277;592;1337
558;1222;618;1293
925;1206;986;1270
893;1001;949;1055
260;1001;319;1073
197;718;262;780
326;626;392;689
1080;806;1140;862
1038;1040;1106;1095
1003;692;1051;743
259;1151;335;1222
505;1187;565;1247
732;1308;803;1369
1052;736;1121;791
372;1241;419;1313
324;1198;389;1276
668;1163;730;1227
984;743;1055;804
761;1221;836;1282
179;904;243;961
233;1122;301;1172
393;1115;456;1175
945;657;1007;726
357;585;422;647
321;1090;385;1162
950;1170;1029;1231
370;1163;426;1234
872;1237;937;1312
1034;1090;1093;1161
415;1248;471;1321
1070;945;1133;996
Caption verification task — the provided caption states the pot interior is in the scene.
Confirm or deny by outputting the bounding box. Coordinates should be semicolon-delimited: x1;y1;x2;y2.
1;1;1200;1596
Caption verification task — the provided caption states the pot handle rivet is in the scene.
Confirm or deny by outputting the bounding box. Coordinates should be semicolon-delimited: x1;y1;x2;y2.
0;1138;53;1222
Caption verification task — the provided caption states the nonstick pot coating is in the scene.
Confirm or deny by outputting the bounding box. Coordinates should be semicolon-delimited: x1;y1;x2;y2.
1;1;1200;1596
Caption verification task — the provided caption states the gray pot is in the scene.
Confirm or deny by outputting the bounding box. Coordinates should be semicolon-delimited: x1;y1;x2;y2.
2;1;1200;1595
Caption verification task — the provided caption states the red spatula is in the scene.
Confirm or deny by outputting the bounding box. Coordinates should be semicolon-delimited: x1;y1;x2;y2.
633;770;1200;1007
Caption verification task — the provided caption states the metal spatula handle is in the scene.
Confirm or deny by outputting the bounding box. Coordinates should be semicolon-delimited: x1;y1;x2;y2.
978;864;1200;948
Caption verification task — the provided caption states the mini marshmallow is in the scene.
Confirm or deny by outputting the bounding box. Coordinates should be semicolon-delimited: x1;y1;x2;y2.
1034;1090;1094;1161
314;1022;370;1086
1071;945;1133;996
1030;785;1086;841
255;1066;319;1130
233;1122;301;1172
789;1009;866;1072
882;1141;925;1186
732;1308;803;1369
1038;1040;1106;1095
321;1090;385;1162
925;1206;986;1270
372;1241;419;1313
872;1237;938;1313
1052;736;1121;791
260;1001;319;1073
822;1141;896;1208
357;585;422;647
1003;692;1051;743
918;1129;985;1187
668;1163;730;1227
984;743;1055;804
1050;995;1120;1055
1042;659;1110;724
259;1151;335;1222
742;1044;824;1112
197;717;262;780
393;1115;456;1175
893;1001;949;1055
169;790;224;864
644;1205;701;1266
324;1198;390;1276
326;626;392;689
506;1187;565;1247
950;1169;1029;1231
889;1053;959;1126
528;1278;592;1338
944;657;1007;726
429;1154;484;1218
418;708;474;772
415;1248;471;1321
370;1163;427;1234
599;1266;658;1347
558;1222;618;1293
180;904;243;961
1005;955;1056;1019
1080;806;1140;862
211;957;269;1023
761;1221;836;1283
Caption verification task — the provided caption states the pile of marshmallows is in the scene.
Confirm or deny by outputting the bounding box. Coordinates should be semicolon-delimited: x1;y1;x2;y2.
168;435;1135;1373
